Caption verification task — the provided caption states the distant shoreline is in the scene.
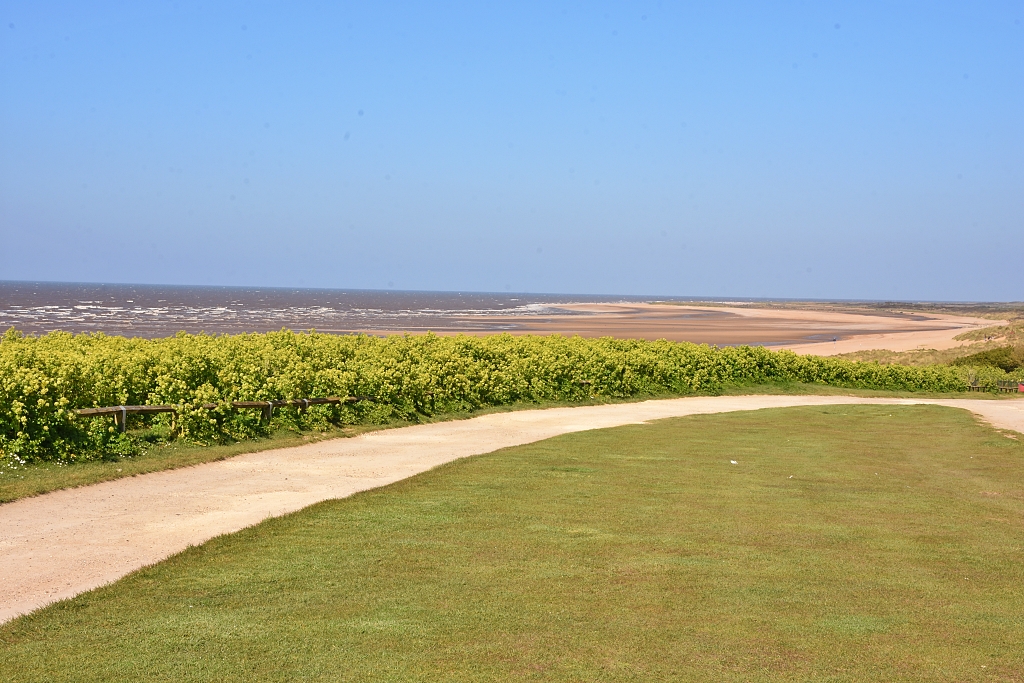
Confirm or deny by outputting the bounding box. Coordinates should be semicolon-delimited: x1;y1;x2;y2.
0;281;1014;353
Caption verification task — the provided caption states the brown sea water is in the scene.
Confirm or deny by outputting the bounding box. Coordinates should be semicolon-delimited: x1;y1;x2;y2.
0;281;683;338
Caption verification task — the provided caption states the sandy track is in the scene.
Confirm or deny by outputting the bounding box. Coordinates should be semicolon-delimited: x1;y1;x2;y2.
2;395;1023;624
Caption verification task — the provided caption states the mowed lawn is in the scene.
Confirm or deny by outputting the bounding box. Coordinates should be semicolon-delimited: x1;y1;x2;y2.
3;405;1024;681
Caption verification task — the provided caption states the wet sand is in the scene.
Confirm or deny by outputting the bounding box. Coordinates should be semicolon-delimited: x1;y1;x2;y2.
359;303;999;355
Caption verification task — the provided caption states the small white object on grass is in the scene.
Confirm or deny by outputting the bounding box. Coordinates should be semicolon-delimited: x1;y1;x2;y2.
730;460;738;464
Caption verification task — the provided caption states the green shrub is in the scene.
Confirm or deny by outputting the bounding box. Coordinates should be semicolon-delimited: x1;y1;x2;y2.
0;328;971;463
951;345;1024;373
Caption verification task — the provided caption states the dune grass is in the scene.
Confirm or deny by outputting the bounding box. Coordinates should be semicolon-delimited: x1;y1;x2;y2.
834;343;1022;368
3;404;1024;681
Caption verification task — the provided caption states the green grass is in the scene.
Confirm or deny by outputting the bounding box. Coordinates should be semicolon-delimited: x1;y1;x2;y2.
1;387;1010;506
4;405;1024;681
714;381;1011;400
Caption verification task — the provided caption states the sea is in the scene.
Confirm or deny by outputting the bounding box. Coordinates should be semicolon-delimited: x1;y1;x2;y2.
0;281;688;338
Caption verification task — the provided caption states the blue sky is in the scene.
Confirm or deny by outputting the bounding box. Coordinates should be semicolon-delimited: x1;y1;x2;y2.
1;2;1021;300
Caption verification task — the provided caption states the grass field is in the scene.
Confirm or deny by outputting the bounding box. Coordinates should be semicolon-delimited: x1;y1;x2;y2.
3;404;1024;681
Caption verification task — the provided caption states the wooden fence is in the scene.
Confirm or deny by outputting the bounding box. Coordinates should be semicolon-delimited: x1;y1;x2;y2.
967;381;1022;394
74;396;376;433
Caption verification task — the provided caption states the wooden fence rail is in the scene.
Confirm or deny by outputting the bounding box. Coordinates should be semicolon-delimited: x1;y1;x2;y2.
967;382;1022;394
74;396;376;432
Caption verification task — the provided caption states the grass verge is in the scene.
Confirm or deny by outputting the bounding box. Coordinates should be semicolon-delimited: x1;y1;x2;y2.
3;405;1024;680
1;386;1013;506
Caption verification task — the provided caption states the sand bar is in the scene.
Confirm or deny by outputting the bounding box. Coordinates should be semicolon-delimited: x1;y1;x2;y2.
2;394;1022;624
510;304;999;354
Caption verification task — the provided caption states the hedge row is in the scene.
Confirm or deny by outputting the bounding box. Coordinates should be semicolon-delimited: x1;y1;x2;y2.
1;329;970;463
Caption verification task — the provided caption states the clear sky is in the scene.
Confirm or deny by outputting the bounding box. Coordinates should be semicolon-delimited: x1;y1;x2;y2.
1;2;1021;300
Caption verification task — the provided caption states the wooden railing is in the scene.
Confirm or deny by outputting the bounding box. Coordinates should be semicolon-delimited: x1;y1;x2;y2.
74;396;376;432
967;381;1022;394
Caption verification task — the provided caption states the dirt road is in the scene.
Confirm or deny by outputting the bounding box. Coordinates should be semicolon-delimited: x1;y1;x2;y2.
2;395;1022;624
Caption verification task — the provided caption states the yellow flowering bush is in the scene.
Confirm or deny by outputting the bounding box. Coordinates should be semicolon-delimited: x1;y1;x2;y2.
0;328;970;463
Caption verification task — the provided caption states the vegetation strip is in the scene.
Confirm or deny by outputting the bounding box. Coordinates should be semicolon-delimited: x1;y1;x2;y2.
7;328;1013;466
2;405;1023;680
3;384;1010;506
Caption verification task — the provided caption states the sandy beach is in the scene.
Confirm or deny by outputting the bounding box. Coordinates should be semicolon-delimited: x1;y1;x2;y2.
356;303;1000;355
2;283;1005;354
512;304;1001;355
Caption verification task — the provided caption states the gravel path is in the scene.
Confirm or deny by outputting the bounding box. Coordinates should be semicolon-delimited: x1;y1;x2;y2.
2;395;1022;624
